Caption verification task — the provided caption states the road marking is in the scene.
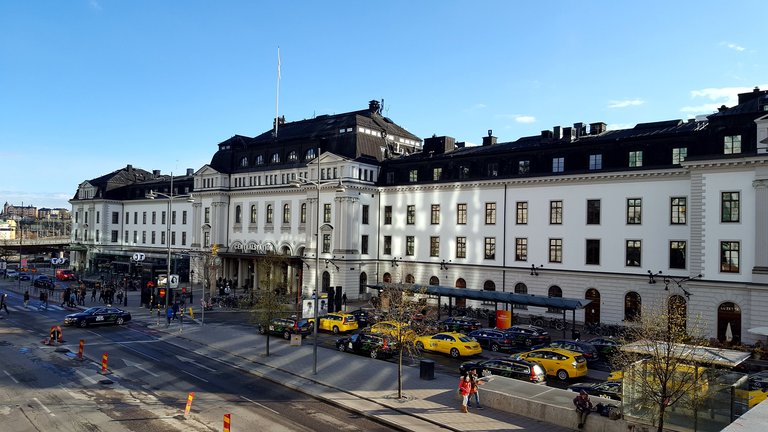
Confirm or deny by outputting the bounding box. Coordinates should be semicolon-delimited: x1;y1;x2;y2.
3;370;19;384
120;343;163;363
181;370;209;382
240;395;279;414
33;397;55;417
176;355;216;372
76;369;98;384
122;358;160;377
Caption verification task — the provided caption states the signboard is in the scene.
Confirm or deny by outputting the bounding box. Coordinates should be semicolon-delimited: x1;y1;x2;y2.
132;253;146;262
169;274;179;289
302;295;329;318
51;258;67;265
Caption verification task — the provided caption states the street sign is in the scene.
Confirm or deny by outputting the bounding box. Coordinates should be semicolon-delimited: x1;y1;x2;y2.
169;274;179;289
51;258;66;265
132;253;146;262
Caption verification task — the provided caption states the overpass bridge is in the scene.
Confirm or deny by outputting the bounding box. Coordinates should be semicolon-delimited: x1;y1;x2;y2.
0;236;71;254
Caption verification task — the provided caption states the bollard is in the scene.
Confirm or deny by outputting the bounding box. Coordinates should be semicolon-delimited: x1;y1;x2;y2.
55;325;64;343
188;307;194;319
100;352;108;374
223;413;231;432
184;392;195;416
77;339;85;360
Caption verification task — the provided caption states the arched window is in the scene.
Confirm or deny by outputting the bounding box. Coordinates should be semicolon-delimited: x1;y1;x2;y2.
271;153;280;164
322;271;330;293
547;285;563;313
282;204;290;224
300;203;307;224
359;272;367;295
717;302;742;345
483;280;496;291
624;292;641;322
250;205;257;223
305;148;317;161
585;288;601;325
287;150;298;162
429;276;439;286
234;205;242;224
255;154;264;165
514;282;528;309
383;272;392;283
266;204;273;224
668;295;687;334
405;274;415;283
455;278;467;308
239;157;248;167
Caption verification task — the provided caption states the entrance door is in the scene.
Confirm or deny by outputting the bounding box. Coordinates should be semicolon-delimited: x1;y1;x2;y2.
584;288;600;325
717;302;742;345
455;278;466;308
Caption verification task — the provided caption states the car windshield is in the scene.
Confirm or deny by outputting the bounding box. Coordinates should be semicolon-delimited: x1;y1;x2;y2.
458;335;474;342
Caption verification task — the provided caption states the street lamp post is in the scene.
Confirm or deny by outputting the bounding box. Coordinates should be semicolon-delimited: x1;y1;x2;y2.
146;173;193;312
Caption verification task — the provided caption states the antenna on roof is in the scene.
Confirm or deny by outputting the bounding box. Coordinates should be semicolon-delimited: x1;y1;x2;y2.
273;46;281;138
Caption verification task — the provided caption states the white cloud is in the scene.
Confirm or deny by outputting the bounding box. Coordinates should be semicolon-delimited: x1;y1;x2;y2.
721;42;745;52
680;103;720;114
514;115;536;124
608;99;645;109
683;86;764;114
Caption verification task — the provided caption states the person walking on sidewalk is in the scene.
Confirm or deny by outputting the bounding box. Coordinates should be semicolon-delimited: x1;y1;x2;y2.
573;390;594;429
458;373;472;413
0;293;9;315
468;369;484;409
23;290;30;308
166;306;173;327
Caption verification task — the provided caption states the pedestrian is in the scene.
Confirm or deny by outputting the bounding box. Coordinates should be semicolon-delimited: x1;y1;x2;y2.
573;390;594;429
91;286;97;302
468;369;484;409
166;306;173;327
61;288;70;307
342;293;347;311
69;291;76;308
458;372;472;413
23;290;30;308
42;291;48;310
0;293;9;315
172;301;179;320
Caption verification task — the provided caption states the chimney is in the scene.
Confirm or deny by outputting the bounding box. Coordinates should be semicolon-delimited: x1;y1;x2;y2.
368;100;381;113
553;126;562;140
589;122;606;135
541;130;553;139
422;135;456;155
272;115;286;129
153;170;161;177
573;122;586;138
186;168;194;176
563;127;574;142
126;164;133;172
738;87;762;105
482;129;497;146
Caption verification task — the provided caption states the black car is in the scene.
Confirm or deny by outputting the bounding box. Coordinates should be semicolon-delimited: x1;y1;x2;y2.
587;337;621;359
468;328;516;352
567;380;623;401
63;306;132;328
503;325;551;347
336;332;397;359
439;316;482;333
33;276;54;289
258;317;313;340
349;308;375;329
532;339;600;362
459;358;547;384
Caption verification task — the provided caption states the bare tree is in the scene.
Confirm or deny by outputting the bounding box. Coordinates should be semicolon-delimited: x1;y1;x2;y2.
249;252;291;357
612;297;713;432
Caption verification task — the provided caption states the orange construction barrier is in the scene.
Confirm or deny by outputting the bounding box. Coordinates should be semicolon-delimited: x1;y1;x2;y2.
77;339;85;360
184;392;195;416
44;325;64;345
223;413;231;432
100;352;108;374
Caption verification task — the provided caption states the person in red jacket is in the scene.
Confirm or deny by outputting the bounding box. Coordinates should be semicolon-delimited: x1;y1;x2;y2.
458;373;472;413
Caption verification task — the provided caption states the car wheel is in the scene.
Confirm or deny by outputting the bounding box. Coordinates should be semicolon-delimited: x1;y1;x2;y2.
283;331;291;340
258;326;266;335
491;343;500;352
557;369;569;381
370;350;378;359
332;326;340;334
337;344;346;352
79;320;88;328
116;317;124;325
450;348;460;358
416;341;424;350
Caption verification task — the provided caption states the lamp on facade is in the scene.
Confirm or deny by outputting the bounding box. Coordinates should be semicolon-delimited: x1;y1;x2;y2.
440;259;450;270
650;270;702;299
531;264;543;276
391;257;401;267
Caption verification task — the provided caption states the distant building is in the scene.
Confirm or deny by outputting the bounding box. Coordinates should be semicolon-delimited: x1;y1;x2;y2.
0;219;17;240
3;202;37;219
38;207;71;220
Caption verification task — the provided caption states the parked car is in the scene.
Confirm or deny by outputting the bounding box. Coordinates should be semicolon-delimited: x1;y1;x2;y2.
736;371;768;409
512;347;588;380
63;307;132;328
6;270;19;278
587;337;621;359
439;316;482;333
336;332;397;359
416;332;482;358
532;339;599;363
503;325;551;347
467;328;516;352
258;317;312;340
349;308;375;328
313;312;358;334
18;272;31;281
33;278;55;289
459;358;547;384
568;380;623;401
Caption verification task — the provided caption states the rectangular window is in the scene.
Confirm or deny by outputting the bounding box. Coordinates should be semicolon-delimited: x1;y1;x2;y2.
626;240;641;267
724;135;742;154
143;212;147;224
430;236;440;257
629;151;643;167
587;199;601;224
456;237;466;259
549;200;563;224
487;162;499;177
171;231;177;245
172;211;177;225
362;205;369;224
134;212;138;224
552;157;564;173
161;231;166;245
548;238;563;263
203;231;210;248
95;230;100;242
152;212;157;224
181;232;186;246
589;154;602;170
484;237;496;260
406;205;415;225
266;205;273;224
323;203;331;223
182;210;187;224
133;231;138;243
96;212;100;224
204;208;210;224
720;241;740;272
432;167;442;181
124;230;128;243
485;202;497;224
456;204;467;225
515;238;527;261
518;160;530;174
383;236;392;255
672;147;688;164
405;236;415;256
161;211;167;225
458;165;470;179
627;198;642;224
431;204;440;225
386;172;395;184
322;234;331;253
384;206;392;224
516;201;528;224
586;239;600;265
671;197;687;224
721;192;740;222
670;241;686;269
361;235;369;255
125;212;129;224
111;230;119;243
409;169;418;182
151;231;156;244
111;212;119;224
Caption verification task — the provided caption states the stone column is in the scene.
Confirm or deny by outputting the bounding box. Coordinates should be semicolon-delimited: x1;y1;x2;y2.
753;179;768;280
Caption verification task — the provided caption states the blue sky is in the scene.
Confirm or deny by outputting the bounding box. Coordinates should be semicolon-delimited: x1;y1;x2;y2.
1;1;766;210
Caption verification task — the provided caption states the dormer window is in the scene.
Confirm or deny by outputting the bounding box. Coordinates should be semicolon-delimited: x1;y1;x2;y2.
239;157;248;167
305;148;317;161
271;153;280;164
287;151;298;162
255;155;264;165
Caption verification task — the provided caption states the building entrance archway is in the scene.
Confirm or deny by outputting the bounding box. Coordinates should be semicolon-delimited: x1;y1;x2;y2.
584;288;600;325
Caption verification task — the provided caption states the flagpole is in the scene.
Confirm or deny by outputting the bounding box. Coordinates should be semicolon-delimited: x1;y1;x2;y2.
274;46;281;137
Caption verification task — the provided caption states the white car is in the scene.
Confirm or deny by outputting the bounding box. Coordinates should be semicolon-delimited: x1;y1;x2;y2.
6;270;19;278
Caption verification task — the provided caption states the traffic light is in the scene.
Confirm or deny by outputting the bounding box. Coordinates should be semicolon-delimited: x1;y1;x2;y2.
159;288;166;298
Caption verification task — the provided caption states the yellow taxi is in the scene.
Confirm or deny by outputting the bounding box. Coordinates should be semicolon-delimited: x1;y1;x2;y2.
315;312;358;334
370;321;416;341
736;371;768;409
415;332;482;358
513;347;588;380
